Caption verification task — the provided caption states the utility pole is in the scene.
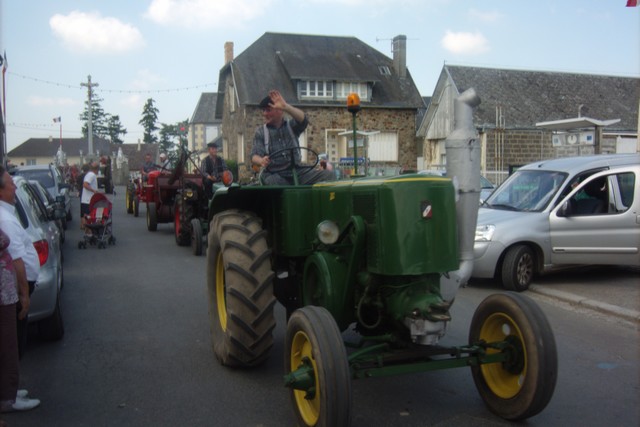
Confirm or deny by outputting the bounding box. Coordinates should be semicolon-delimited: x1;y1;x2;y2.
80;75;99;156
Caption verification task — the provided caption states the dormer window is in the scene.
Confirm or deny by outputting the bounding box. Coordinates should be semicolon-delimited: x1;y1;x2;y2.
378;65;391;76
335;82;369;101
298;81;333;99
298;80;370;102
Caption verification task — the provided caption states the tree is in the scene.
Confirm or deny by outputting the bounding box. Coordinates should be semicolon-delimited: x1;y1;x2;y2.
106;115;127;144
139;98;159;144
158;119;189;157
79;95;109;139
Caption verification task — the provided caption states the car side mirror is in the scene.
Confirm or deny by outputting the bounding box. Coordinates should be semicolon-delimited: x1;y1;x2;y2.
55;195;65;204
556;200;570;217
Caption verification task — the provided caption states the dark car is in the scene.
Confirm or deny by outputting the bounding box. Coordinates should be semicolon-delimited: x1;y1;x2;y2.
11;164;72;229
29;179;66;245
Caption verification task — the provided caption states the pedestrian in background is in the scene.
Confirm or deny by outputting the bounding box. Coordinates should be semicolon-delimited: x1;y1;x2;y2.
80;162;100;235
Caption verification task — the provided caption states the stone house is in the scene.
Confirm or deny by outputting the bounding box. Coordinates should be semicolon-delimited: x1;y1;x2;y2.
418;65;639;184
215;32;424;181
188;92;222;154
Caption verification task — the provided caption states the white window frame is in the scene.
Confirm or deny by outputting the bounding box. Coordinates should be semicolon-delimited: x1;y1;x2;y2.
335;82;369;101
298;81;333;99
367;131;398;162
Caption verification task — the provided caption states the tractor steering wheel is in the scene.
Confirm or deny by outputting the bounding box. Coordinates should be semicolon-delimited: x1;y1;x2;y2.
265;146;320;177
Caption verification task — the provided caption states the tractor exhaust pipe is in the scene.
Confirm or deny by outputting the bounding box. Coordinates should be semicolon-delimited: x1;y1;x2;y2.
441;88;482;301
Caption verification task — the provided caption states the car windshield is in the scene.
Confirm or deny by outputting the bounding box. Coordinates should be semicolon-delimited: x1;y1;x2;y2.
14;169;55;190
485;170;567;212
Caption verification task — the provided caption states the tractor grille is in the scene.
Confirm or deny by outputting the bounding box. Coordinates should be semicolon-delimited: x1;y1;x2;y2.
352;193;379;269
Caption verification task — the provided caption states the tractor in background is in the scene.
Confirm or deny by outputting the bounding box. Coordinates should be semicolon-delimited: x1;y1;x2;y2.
204;89;557;426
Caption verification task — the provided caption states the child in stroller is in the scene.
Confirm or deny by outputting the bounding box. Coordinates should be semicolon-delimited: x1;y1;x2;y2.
79;192;115;249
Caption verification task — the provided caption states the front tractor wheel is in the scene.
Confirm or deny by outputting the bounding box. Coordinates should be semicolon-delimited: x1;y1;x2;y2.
147;202;158;231
174;198;191;246
206;209;276;367
469;292;557;421
285;306;352;427
191;218;203;256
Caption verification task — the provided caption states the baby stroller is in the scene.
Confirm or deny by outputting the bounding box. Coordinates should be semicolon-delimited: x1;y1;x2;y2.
79;192;116;249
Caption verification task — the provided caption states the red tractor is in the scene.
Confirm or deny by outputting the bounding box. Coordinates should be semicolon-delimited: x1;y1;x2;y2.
126;143;220;255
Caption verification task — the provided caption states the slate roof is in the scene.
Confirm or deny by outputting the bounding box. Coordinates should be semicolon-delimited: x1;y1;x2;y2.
444;65;639;131
8;137;113;158
190;92;220;124
8;138;159;170
217;32;424;117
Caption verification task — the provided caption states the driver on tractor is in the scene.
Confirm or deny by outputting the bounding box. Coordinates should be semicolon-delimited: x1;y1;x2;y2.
201;141;228;199
250;90;335;185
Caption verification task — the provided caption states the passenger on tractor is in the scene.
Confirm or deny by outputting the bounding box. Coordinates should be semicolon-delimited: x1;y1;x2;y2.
250;90;336;185
201;142;228;199
159;153;171;170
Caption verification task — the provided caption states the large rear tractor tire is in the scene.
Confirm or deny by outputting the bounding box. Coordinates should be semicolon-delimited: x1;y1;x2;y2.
501;244;534;291
469;292;557;421
147;202;158;231
206;209;276;367
285;306;352;427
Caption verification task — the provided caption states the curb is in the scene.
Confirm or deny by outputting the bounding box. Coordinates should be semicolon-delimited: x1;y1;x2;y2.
529;285;640;325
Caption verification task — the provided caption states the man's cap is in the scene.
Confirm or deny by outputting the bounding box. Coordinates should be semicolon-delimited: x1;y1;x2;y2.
259;95;272;109
159;153;167;158
207;141;218;148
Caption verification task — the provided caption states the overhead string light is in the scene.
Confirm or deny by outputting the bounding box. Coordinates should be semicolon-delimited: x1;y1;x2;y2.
7;71;216;93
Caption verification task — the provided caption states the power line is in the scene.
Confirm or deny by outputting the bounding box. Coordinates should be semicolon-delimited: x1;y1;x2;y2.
7;71;216;94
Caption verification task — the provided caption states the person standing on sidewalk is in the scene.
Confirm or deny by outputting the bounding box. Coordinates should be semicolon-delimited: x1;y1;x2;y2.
0;166;41;413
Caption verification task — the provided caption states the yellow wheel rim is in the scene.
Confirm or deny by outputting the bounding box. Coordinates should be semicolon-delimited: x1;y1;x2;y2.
479;312;527;399
291;330;320;426
215;251;227;331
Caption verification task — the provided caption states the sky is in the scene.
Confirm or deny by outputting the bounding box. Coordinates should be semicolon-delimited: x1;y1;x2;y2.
1;0;638;154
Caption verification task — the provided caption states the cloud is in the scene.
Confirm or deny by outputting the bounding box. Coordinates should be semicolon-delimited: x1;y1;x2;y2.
27;96;77;107
441;30;489;55
468;8;503;23
130;69;166;91
50;11;145;54
145;0;272;30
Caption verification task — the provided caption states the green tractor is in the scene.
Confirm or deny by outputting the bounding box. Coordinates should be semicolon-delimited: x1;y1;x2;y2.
205;89;557;426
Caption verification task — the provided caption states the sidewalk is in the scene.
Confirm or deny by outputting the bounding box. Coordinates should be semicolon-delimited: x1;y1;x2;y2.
527;265;640;324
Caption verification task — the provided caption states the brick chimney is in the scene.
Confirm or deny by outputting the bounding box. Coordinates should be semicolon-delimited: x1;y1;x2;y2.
392;35;407;78
224;42;234;64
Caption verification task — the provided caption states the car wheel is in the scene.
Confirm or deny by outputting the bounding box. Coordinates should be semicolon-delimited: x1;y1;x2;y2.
501;245;535;292
38;292;64;341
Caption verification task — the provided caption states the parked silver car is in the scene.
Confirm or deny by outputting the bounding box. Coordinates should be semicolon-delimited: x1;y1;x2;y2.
12;175;65;340
12;164;72;229
473;154;640;291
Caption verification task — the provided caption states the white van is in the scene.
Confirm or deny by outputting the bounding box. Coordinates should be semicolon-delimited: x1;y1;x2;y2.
473;153;640;291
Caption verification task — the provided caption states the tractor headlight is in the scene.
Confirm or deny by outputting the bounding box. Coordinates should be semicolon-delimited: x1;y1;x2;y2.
317;220;339;245
475;224;495;242
185;189;194;199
